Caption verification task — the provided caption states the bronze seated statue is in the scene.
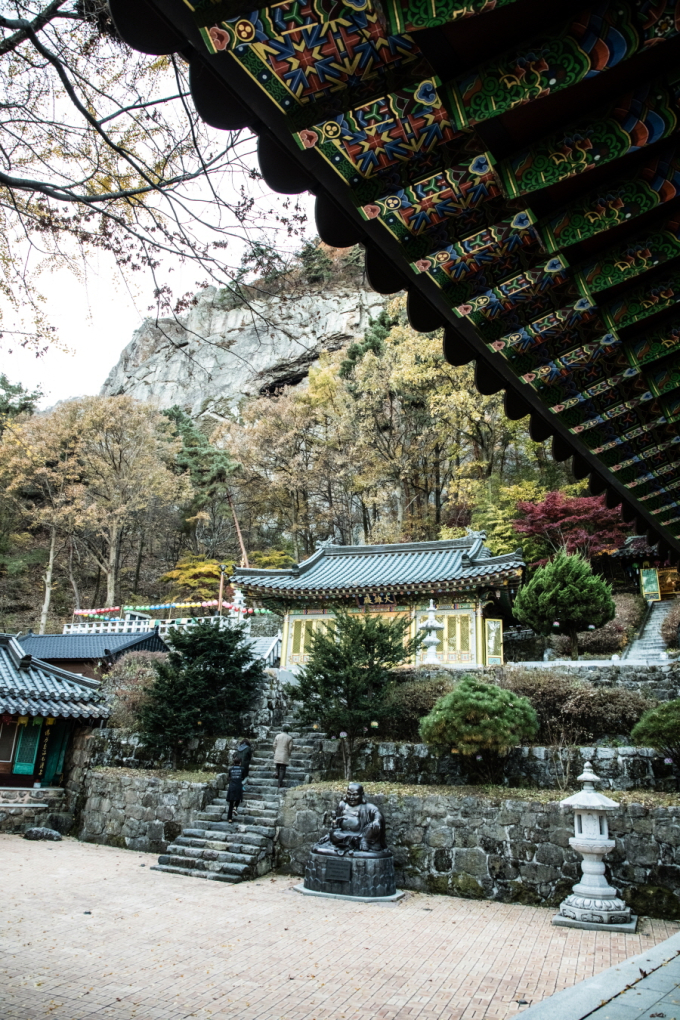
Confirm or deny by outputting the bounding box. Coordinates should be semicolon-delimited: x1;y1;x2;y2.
313;782;391;858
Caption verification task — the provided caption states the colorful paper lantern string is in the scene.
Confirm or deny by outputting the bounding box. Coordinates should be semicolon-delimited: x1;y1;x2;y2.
74;601;272;616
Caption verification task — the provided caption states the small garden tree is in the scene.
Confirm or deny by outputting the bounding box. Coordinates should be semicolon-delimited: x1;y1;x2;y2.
290;611;422;778
632;700;680;766
419;676;538;782
100;651;167;730
512;551;615;659
140;622;265;765
512;490;629;562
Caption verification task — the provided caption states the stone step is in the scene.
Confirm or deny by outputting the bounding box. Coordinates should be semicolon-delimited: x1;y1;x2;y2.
236;814;277;827
150;864;241;883
232;822;276;837
158;853;250;877
166;844;258;866
181;828;273;848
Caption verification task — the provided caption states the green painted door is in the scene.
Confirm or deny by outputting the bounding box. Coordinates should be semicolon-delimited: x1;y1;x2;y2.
40;720;72;786
12;721;43;775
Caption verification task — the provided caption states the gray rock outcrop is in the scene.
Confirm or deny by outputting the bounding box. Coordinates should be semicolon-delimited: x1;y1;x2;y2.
101;279;386;416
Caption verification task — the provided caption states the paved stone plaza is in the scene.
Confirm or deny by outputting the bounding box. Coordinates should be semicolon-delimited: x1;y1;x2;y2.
1;835;678;1020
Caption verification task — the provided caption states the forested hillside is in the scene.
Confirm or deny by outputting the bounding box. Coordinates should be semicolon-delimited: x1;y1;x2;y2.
0;281;633;634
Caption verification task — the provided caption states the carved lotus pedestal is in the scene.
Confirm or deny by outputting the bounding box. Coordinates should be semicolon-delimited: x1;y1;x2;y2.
553;762;637;933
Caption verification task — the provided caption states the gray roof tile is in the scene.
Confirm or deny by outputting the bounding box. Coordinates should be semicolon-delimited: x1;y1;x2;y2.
232;536;524;596
0;636;107;719
18;632;167;660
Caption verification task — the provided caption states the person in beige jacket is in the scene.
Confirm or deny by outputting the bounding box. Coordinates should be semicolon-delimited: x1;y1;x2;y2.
273;725;293;788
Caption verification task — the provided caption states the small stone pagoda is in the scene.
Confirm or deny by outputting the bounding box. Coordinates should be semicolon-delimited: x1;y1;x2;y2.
232;532;524;671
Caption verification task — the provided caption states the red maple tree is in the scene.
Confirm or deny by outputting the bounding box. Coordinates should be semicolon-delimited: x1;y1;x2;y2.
512;491;631;562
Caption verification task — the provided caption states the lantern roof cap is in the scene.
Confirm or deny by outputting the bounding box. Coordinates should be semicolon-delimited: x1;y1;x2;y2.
560;761;620;811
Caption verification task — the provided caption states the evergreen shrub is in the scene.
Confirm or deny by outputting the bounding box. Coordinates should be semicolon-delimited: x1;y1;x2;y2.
419;676;538;755
140;622;265;763
513;551;616;659
632;699;680;762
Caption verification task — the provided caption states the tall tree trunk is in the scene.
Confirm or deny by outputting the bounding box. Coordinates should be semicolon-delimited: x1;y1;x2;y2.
569;628;579;661
134;532;145;593
39;527;57;634
106;525;121;605
68;537;81;611
91;566;101;609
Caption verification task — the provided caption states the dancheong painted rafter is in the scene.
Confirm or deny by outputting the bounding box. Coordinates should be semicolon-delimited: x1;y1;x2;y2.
111;0;680;559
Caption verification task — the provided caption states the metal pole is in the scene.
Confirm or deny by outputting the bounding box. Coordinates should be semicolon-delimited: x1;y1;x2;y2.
226;490;249;568
218;565;225;617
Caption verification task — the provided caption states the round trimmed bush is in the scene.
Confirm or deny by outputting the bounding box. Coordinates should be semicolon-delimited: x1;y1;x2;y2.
419;675;539;755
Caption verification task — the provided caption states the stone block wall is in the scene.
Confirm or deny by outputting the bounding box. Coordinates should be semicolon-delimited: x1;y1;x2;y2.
310;740;674;791
0;787;71;834
77;768;226;852
276;785;680;919
507;662;680;702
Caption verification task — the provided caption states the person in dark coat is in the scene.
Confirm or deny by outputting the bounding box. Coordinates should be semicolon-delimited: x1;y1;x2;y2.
236;738;252;779
226;754;244;822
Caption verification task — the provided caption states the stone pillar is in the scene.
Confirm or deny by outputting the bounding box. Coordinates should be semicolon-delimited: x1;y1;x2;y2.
475;602;484;666
280;612;290;669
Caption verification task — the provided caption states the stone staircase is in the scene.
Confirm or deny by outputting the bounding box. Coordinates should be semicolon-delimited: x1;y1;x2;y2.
151;695;317;884
624;599;676;660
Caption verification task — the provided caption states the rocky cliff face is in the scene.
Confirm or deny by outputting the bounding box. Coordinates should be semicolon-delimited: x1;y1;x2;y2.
101;274;386;416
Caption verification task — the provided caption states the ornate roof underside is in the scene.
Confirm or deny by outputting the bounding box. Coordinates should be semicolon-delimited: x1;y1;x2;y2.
232;535;524;596
111;0;680;559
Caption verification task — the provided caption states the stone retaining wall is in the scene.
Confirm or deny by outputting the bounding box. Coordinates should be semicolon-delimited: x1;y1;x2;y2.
504;662;680;702
311;741;674;791
276;785;680;919
0;787;71;834
77;768;226;852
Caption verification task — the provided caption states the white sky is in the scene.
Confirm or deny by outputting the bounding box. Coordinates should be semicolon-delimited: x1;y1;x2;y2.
4;258;147;408
2;189;317;410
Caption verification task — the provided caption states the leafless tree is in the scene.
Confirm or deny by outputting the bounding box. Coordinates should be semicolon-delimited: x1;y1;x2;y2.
0;0;306;351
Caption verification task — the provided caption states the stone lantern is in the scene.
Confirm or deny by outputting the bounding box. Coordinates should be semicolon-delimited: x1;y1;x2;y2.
553;761;636;932
418;600;444;664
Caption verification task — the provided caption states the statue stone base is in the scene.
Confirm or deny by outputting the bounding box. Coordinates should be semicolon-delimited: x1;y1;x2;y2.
298;782;403;901
300;849;400;900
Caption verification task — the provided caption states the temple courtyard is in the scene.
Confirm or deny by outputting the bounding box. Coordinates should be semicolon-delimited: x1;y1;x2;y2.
1;835;678;1020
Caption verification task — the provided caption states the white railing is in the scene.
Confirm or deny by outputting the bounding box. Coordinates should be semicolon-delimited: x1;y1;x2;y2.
63;616;240;637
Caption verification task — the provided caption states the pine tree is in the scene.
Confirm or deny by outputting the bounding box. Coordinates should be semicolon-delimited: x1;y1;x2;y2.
140;622;265;764
513;550;616;660
419;676;538;754
290;611;422;778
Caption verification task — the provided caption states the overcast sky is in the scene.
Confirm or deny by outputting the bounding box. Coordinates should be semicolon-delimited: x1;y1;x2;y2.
3;189;316;410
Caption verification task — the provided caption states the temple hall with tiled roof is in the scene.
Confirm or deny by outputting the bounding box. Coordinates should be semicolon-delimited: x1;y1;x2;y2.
232;534;523;668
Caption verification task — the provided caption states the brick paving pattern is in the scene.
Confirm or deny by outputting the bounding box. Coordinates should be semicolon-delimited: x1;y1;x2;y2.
1;835;677;1020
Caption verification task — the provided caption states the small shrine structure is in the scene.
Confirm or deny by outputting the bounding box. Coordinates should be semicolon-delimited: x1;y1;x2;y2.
0;634;107;788
232;533;524;671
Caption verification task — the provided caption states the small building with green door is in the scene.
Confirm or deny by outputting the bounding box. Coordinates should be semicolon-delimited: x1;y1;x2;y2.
0;634;107;788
